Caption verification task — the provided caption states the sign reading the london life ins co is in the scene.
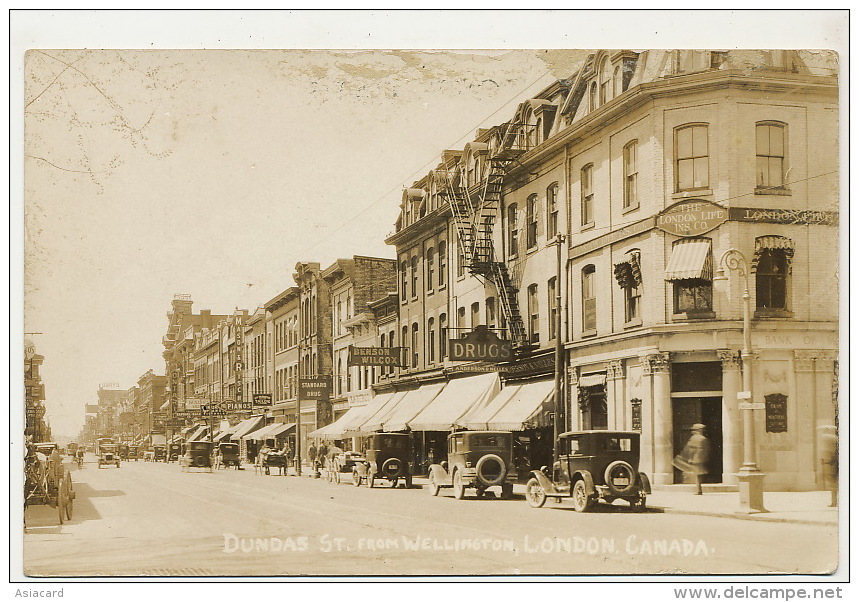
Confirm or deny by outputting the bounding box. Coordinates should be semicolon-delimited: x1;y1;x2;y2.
449;325;513;362
656;199;728;237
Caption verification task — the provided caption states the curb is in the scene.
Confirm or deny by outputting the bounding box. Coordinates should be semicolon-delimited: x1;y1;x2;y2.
648;504;837;526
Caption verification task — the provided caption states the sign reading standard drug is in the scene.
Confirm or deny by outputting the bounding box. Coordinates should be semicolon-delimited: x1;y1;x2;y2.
656;199;728;237
449;325;513;362
299;378;331;401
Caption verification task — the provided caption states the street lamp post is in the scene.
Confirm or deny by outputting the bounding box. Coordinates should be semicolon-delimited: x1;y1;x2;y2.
716;249;767;513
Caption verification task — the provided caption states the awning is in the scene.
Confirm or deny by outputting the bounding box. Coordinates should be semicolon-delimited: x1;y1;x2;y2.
266;422;295;438
664;239;712;281
231;415;266;439
457;385;521;430
242;424;274;441
187;425;210;441
309;402;374;439
485;380;555;431
213;430;234;442
613;252;642;288
353;391;410;434
756;235;794;250
578;373;607;387
379;383;445;432
408;373;501;432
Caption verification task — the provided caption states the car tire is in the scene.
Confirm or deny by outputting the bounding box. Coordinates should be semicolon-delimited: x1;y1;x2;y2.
475;454;507;487
429;474;441;496
452;470;466;500
604;460;636;496
352;470;362;487
572;479;595;513
525;478;546;508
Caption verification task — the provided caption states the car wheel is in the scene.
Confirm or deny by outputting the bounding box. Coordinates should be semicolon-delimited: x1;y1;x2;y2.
352;470;362;487
525;478;547;508
452;470;466;500
572;479;594;513
604;460;636;496
429;474;441;496
501;483;514;500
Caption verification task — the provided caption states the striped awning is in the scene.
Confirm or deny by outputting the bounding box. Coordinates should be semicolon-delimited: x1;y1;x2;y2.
756;235;794;250
664;239;712;281
614;252;642;288
578;373;607;387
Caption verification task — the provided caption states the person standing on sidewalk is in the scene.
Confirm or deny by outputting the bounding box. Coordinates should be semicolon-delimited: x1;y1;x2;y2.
673;423;711;495
818;425;838;507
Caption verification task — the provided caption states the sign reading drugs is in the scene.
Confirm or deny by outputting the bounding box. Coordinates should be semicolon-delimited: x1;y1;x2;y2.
656;199;728;237
299;377;331;401
347;346;407;367
448;325;513;362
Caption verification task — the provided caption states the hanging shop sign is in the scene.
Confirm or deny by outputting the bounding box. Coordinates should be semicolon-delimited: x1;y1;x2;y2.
253;393;273;407
299;377;331;402
630;398;642;432
348;346;408;367
765;393;788;433
655;199;728;237
448;325;513;362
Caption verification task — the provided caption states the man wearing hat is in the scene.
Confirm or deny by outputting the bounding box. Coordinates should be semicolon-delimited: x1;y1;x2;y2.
673;423;711;495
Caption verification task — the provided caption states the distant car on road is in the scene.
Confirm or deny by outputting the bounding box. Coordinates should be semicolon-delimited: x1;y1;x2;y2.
525;430;650;512
97;444;121;468
428;430;516;500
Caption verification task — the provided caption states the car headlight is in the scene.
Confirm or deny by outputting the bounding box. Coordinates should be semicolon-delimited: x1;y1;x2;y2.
465;461;472;468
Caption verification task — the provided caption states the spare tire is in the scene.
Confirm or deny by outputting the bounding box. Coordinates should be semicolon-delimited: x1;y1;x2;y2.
604;460;636;495
381;457;402;478
475;454;506;486
192;456;207;468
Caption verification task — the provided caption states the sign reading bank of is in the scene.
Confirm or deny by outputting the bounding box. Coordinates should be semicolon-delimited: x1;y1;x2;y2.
656;199;728;237
449;325;513;362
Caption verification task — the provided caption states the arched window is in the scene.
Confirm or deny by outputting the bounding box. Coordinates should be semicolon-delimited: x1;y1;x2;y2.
400;259;408;303
439;313;447;360
428;317;435;364
471;302;481;328
599;57;611;105
410;255;419;299
411;323;420;368
526;194;539;249
756;122;787;190
466;150;475;187
426;246;435;292
675;124;709;191
507;203;519;256
589;82;598;112
438;240;447;287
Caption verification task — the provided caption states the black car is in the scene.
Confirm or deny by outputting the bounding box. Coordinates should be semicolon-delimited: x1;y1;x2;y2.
352;433;413;488
525;430;650;512
428;430;516;500
181;440;213;472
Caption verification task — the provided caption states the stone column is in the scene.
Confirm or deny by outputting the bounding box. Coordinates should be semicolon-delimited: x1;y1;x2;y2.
718;349;742;486
794;350;823;488
643;352;672;485
607;360;625;429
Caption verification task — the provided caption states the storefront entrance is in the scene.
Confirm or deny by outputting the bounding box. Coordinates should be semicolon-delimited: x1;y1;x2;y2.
671;362;723;484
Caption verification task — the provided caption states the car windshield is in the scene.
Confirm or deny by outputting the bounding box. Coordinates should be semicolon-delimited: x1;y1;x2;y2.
468;433;510;448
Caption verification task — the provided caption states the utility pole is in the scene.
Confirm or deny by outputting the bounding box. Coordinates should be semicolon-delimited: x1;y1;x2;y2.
553;234;566;463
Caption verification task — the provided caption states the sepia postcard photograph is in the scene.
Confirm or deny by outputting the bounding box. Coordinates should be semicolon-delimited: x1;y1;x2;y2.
11;8;848;593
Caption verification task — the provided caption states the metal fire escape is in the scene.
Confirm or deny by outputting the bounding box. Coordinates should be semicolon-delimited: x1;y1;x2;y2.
438;121;534;349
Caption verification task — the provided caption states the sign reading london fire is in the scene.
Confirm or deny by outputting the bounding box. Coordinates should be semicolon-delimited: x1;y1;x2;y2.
449;325;513;362
656;199;728;237
348;346;408;367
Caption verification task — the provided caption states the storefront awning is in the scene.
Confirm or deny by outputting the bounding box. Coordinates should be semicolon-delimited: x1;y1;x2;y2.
354;391;410;434
242;423;278;441
310;404;370;439
578;373;607;387
231;415;266;439
186;425;210;441
664;239;712;281
266;422;295;438
213;430;234;442
408;373;501;432
485;380;555;431
159;400;171;411
456;384;521;430
378;383;445;432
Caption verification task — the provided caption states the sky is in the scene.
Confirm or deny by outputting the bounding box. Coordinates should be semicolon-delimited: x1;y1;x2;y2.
12;10;848;440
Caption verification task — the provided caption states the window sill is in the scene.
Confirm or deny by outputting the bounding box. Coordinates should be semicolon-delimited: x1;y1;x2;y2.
581;328;598;338
621;204;640;215
427;289;434;296
526;246;540;256
754;309;794;319
672;310;716;321
580;223;595;232
754;187;792;196
672;189;713;199
623;317;643;329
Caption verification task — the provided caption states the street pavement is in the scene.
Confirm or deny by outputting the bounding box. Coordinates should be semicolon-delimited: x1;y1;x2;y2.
23;455;839;577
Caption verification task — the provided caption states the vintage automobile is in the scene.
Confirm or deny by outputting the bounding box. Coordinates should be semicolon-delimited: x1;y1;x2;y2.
127;445;140;461
25;442;75;525
352;433;413;488
428;430;516;500
118;444;130;460
97;443;121;468
152;445;167;462
213;442;241;469
326;450;364;484
525;430;651;512
167;443;183;462
181;440;214;472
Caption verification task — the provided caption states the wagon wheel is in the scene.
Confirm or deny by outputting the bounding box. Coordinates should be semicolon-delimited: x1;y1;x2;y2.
63;474;74;520
57;477;66;524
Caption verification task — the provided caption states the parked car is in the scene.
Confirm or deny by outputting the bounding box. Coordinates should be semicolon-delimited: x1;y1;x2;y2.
352;433;413;488
97;444;121;468
428;430;516;500
168;443;183;462
525;430;650;512
327;450;364;484
213;442;240;469
181;440;214;472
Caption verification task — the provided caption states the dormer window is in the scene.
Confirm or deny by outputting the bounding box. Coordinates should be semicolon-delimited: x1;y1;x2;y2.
598;57;611;105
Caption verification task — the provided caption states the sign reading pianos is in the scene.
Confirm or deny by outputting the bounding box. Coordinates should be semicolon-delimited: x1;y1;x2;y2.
449;325;513;362
347;346;407;367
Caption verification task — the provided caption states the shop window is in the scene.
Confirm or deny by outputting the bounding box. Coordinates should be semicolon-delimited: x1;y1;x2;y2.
623;140;638;210
581;164;594;227
756;122;787;191
526;194;539;249
579;386;608;430
675;124;709;191
546;182;559;238
582;265;597;333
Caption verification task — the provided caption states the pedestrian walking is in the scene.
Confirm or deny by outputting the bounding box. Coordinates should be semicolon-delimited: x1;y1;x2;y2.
818;425;838;507
308;442;317;476
673;423;711;495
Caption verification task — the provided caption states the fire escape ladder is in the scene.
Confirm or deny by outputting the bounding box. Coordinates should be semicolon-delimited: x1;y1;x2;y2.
491;261;528;346
439;163;476;266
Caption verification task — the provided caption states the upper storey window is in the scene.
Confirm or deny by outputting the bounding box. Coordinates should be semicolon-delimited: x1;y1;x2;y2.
623;140;638;210
507;203;519;256
546;183;559;239
756;122;787;191
675;124;709;191
589;82;598;113
598;57;611;105
526;194;539;249
581;164;595;227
